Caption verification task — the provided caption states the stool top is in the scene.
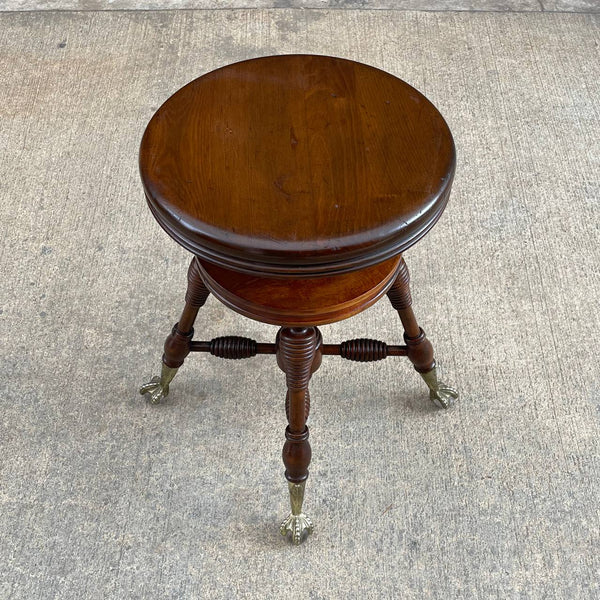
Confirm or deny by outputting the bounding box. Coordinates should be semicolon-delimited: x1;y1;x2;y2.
140;55;455;277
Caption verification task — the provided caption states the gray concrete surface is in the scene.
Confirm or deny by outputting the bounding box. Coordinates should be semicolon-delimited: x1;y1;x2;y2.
2;1;600;13
1;8;599;600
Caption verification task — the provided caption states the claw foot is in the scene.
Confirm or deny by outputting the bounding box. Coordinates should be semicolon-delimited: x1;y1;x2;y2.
280;513;313;545
420;366;459;409
280;480;313;545
429;384;459;409
139;364;178;404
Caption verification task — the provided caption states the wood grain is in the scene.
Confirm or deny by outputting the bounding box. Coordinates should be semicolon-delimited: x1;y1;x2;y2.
140;54;455;277
198;255;401;325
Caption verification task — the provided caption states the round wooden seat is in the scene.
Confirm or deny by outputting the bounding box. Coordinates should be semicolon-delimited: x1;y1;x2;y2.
139;54;455;279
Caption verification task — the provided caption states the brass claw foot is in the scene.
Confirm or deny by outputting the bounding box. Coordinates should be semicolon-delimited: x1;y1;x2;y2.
139;364;178;404
420;366;459;409
280;512;314;545
280;481;313;545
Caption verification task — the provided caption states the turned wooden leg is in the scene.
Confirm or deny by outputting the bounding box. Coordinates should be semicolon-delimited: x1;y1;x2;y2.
387;256;458;409
140;257;210;403
276;326;321;545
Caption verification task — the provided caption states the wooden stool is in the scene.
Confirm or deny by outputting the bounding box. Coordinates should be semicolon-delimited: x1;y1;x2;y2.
139;55;458;545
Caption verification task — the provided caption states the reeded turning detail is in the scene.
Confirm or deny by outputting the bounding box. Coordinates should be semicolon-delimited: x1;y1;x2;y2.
185;258;211;306
340;338;388;361
386;256;411;311
280;481;314;545
210;336;257;359
285;389;310;422
278;328;318;395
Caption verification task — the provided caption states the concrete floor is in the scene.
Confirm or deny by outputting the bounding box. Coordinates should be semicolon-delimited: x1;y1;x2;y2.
2;1;600;13
1;6;599;600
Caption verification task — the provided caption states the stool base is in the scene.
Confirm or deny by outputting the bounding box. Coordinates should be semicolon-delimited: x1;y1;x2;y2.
139;257;458;545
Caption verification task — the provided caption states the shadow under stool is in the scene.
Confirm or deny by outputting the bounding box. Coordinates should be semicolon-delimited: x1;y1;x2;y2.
139;54;458;545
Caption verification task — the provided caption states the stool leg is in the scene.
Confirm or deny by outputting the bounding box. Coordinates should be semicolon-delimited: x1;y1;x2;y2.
140;257;210;404
387;256;458;409
277;326;321;545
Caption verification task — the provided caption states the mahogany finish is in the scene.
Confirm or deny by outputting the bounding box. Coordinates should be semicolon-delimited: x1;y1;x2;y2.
277;327;321;485
387;256;435;373
162;258;210;369
198;255;401;326
139;55;459;545
140;54;455;277
188;335;409;359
